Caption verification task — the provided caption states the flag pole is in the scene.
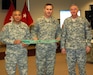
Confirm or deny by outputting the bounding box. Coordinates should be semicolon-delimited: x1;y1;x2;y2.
27;0;30;11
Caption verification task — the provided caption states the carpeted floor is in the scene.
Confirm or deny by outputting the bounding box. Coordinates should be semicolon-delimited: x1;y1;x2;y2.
0;53;93;75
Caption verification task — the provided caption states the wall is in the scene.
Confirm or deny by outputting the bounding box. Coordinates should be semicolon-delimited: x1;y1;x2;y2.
0;0;93;30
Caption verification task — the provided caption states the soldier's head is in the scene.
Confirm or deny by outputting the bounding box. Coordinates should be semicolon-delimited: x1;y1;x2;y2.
70;4;79;18
12;10;22;23
44;3;54;18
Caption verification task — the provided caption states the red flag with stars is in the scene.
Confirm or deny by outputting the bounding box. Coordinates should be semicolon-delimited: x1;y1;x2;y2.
21;1;33;26
3;2;15;25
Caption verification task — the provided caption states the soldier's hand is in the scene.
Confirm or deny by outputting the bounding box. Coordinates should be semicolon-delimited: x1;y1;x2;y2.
61;48;66;54
56;37;60;41
86;46;91;53
22;43;28;47
14;40;21;44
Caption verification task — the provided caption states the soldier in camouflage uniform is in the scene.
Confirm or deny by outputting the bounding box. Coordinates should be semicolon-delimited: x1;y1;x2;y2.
61;4;92;75
0;10;30;75
31;3;61;75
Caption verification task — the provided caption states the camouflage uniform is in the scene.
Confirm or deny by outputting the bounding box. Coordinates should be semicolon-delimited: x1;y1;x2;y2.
0;22;30;75
31;16;61;75
61;16;92;75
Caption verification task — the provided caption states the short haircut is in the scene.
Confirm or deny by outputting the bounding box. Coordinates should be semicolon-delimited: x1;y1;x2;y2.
44;3;54;9
70;4;79;10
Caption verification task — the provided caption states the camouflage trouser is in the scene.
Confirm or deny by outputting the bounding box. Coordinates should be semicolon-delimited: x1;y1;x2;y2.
5;51;28;75
36;44;56;75
66;49;86;75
